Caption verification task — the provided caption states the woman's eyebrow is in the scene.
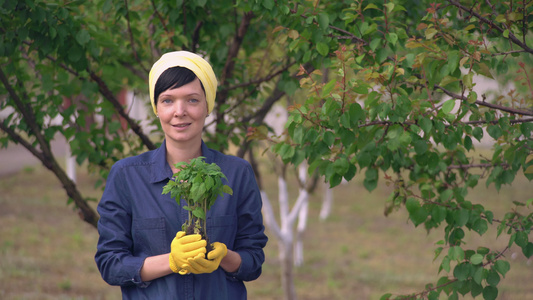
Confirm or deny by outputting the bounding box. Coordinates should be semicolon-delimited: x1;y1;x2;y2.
159;91;203;98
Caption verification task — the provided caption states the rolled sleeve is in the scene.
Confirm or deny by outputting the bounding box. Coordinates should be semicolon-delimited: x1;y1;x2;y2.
227;163;268;281
95;163;150;288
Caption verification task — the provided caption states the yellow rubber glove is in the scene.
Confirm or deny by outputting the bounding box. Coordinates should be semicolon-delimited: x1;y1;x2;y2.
183;242;228;274
169;231;207;274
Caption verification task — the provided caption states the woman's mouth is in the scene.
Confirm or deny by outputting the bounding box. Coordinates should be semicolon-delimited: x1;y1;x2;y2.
172;122;191;129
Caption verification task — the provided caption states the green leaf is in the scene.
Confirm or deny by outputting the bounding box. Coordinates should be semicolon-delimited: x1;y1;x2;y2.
449;246;465;262
76;29;91;46
440;75;459;87
472;218;488;235
369;39;380;51
463;72;474;89
471;281;483;297
425;27;438;39
262;0;274;10
364;3;379;10
363;168;378;192
316;42;329;56
349;102;365;124
487;125;502;139
322;79;336;97
447;51;460;74
514;231;528;247
453;209;470;227
467;91;477;104
318;13;329;29
470;254;484;265
483;286;498;300
464;135;473;151
385;32;398;46
406;198;428;226
494;260;510;277
419;117;433;134
473;266;484;284
431;205;447;223
486;269;500;286
414;140;428;155
441;99;455;114
384;2;395;13
522;242;533;258
453;263;470;281
473;127;484;141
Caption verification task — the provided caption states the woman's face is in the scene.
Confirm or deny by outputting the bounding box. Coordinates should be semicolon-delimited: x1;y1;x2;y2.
156;78;208;146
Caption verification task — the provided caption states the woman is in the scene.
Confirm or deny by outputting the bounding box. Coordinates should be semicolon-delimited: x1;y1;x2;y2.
95;51;268;299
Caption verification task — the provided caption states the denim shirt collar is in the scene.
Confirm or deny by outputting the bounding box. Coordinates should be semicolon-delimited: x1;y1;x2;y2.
149;139;213;183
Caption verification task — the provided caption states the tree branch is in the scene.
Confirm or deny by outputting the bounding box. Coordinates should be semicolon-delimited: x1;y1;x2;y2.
88;71;157;150
220;61;296;93
150;0;170;33
0;120;44;162
0;67;99;227
191;21;204;53
447;0;533;54
329;25;368;45
434;84;533;116
0;67;52;159
123;0;149;73
447;163;509;170
219;11;254;85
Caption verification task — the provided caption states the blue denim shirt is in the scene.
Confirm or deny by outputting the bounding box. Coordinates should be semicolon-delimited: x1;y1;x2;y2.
95;140;268;299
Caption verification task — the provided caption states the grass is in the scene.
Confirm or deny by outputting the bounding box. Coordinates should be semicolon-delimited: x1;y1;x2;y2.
0;158;532;300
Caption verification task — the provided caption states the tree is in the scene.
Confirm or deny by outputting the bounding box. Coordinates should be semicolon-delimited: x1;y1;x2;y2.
0;0;307;227
0;2;334;297
262;0;533;299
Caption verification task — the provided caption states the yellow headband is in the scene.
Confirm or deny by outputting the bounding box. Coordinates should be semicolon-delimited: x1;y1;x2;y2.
149;51;217;115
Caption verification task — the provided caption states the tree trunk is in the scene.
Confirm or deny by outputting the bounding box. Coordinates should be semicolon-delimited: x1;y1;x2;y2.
280;238;296;300
319;182;333;221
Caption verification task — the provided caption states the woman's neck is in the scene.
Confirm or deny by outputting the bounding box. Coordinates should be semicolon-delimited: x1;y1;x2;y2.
165;139;202;172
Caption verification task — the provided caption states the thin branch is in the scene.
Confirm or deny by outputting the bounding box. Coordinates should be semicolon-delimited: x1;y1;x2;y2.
88;71;157;150
150;0;170;33
491;50;527;56
0;121;44;162
0;67;98;226
0;67;52;160
434;84;533;116
220;61;296;93
328;25;368;45
191;21;204;53
119;60;148;81
447;163;509;170
220;11;254;85
123;0;148;73
447;0;533;54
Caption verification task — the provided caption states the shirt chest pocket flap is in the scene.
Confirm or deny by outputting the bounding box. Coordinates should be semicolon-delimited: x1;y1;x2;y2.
132;217;168;255
207;215;236;245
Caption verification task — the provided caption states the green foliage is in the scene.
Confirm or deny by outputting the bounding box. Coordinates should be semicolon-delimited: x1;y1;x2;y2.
162;157;232;235
2;0;533;298
262;0;533;299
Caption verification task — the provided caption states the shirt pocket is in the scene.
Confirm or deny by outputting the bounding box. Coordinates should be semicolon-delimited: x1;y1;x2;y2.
132;217;168;255
207;215;236;246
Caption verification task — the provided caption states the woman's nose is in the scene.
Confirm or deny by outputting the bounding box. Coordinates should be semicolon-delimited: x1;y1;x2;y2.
173;100;187;116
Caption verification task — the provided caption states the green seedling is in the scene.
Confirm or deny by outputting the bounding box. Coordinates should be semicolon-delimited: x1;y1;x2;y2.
162;156;233;253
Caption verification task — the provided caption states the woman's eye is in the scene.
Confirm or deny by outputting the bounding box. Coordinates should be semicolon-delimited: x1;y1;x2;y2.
189;98;199;103
160;98;172;104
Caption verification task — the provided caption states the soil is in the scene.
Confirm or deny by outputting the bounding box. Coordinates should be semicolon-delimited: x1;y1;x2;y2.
185;221;213;256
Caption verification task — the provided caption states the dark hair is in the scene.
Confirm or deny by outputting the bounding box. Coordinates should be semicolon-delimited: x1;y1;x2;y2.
154;66;206;107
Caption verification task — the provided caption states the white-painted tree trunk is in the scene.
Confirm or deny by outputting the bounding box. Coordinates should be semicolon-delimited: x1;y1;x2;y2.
319;182;333;221
260;164;310;300
65;140;76;183
294;164;308;267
